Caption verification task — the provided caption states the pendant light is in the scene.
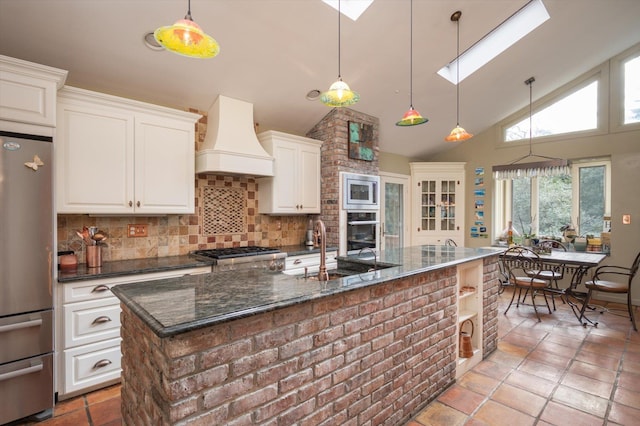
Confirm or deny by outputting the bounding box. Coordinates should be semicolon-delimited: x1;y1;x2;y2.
320;0;359;107
154;0;220;59
396;0;428;126
445;11;473;141
492;77;570;180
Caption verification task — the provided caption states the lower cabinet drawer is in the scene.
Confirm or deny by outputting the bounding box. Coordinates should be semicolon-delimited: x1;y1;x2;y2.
63;338;121;395
0;353;53;425
64;298;121;348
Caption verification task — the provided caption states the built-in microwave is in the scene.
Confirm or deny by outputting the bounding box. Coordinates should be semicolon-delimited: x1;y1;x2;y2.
342;172;380;210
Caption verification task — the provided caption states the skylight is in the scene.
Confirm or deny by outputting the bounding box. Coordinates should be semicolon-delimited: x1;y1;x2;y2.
322;0;374;21
438;0;550;84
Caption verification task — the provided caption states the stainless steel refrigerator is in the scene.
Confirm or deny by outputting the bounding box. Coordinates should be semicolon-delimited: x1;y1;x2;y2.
0;131;54;423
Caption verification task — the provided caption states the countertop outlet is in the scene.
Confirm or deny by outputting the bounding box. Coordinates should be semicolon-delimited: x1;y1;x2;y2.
127;224;148;237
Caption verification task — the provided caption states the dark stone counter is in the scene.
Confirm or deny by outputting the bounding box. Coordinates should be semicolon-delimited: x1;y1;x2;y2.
111;245;501;337
57;254;213;283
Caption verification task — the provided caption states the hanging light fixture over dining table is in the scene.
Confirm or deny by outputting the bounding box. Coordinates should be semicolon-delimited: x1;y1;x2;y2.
492;77;570;180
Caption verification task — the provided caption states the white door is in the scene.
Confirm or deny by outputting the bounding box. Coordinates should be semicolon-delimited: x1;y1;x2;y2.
380;172;410;251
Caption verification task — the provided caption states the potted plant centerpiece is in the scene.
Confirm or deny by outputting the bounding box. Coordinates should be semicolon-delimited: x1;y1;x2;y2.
519;216;536;246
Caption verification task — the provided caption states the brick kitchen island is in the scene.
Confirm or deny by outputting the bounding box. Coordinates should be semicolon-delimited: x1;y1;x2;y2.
112;246;500;425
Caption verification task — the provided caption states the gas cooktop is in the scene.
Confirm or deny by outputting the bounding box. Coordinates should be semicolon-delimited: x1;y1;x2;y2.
192;246;281;260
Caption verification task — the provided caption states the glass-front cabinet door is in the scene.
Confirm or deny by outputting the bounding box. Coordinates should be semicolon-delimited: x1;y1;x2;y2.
411;163;465;246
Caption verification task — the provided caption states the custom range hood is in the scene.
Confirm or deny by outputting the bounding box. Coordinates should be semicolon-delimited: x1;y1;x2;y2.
195;95;274;176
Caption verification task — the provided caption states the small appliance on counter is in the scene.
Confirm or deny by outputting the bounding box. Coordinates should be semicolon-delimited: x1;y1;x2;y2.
305;219;315;246
58;250;78;271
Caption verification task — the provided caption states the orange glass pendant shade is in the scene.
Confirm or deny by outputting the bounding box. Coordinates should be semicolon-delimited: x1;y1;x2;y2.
396;106;428;126
445;125;473;142
396;0;428;127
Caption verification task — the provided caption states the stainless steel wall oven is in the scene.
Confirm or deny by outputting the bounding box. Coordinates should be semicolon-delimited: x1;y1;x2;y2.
345;211;379;254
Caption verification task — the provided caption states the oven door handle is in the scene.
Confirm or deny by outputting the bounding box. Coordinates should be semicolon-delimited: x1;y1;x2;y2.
347;220;379;225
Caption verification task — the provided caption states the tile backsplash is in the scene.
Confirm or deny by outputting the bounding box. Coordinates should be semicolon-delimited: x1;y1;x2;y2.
57;174;310;263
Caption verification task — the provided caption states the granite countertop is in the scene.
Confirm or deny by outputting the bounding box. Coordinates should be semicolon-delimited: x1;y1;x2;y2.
57;255;213;283
58;246;338;283
278;244;339;257
111;246;501;338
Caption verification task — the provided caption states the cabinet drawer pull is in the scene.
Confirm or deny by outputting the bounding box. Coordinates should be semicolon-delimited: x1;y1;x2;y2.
129;201;133;207
92;316;112;325
137;201;141;207
92;359;113;369
91;285;111;293
293;259;302;265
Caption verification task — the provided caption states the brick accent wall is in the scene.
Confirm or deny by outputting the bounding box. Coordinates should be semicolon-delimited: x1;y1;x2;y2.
306;108;379;247
120;266;464;425
482;255;500;356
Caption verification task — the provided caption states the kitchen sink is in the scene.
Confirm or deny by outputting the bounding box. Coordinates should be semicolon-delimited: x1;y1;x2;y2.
294;270;350;281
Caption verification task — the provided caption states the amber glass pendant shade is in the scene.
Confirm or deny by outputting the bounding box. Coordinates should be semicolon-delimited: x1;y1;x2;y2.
320;78;360;107
396;107;428;126
154;0;219;59
445;125;473;142
444;11;472;141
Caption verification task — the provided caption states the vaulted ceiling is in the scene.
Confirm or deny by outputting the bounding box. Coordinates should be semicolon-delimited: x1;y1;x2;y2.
1;0;639;159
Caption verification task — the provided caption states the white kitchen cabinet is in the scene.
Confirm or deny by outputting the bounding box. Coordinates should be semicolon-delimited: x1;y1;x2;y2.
257;131;323;214
56;266;210;398
0;55;67;132
410;162;466;246
456;259;483;378
283;250;338;276
56;86;201;214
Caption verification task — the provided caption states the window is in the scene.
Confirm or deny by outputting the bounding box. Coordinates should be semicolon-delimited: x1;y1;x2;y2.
505;80;598;141
495;159;610;239
623;54;640;124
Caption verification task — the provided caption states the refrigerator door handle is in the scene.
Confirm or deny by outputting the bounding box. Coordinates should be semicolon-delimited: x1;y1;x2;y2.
0;319;43;334
0;362;43;382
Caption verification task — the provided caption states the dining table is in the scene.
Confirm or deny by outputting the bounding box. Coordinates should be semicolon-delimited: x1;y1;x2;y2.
499;247;608;325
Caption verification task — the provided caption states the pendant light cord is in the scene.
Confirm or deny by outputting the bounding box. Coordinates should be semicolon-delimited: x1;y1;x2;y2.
526;76;535;156
455;14;460;126
409;0;414;107
337;0;342;79
185;0;193;20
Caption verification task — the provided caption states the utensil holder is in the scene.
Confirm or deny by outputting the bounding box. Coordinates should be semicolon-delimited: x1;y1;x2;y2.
86;245;102;268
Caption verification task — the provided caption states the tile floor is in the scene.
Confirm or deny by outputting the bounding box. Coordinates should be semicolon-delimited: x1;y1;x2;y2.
11;289;640;426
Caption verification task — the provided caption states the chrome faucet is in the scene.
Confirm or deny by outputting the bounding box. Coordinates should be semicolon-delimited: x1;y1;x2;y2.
315;219;329;281
358;247;378;272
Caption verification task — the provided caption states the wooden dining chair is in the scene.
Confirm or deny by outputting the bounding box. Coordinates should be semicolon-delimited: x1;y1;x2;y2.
579;250;640;331
501;246;554;322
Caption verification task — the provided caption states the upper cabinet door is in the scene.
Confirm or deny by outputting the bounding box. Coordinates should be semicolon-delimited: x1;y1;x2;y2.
134;114;195;214
297;144;321;213
0;55;67;130
257;131;323;215
56;87;200;215
56;101;135;213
